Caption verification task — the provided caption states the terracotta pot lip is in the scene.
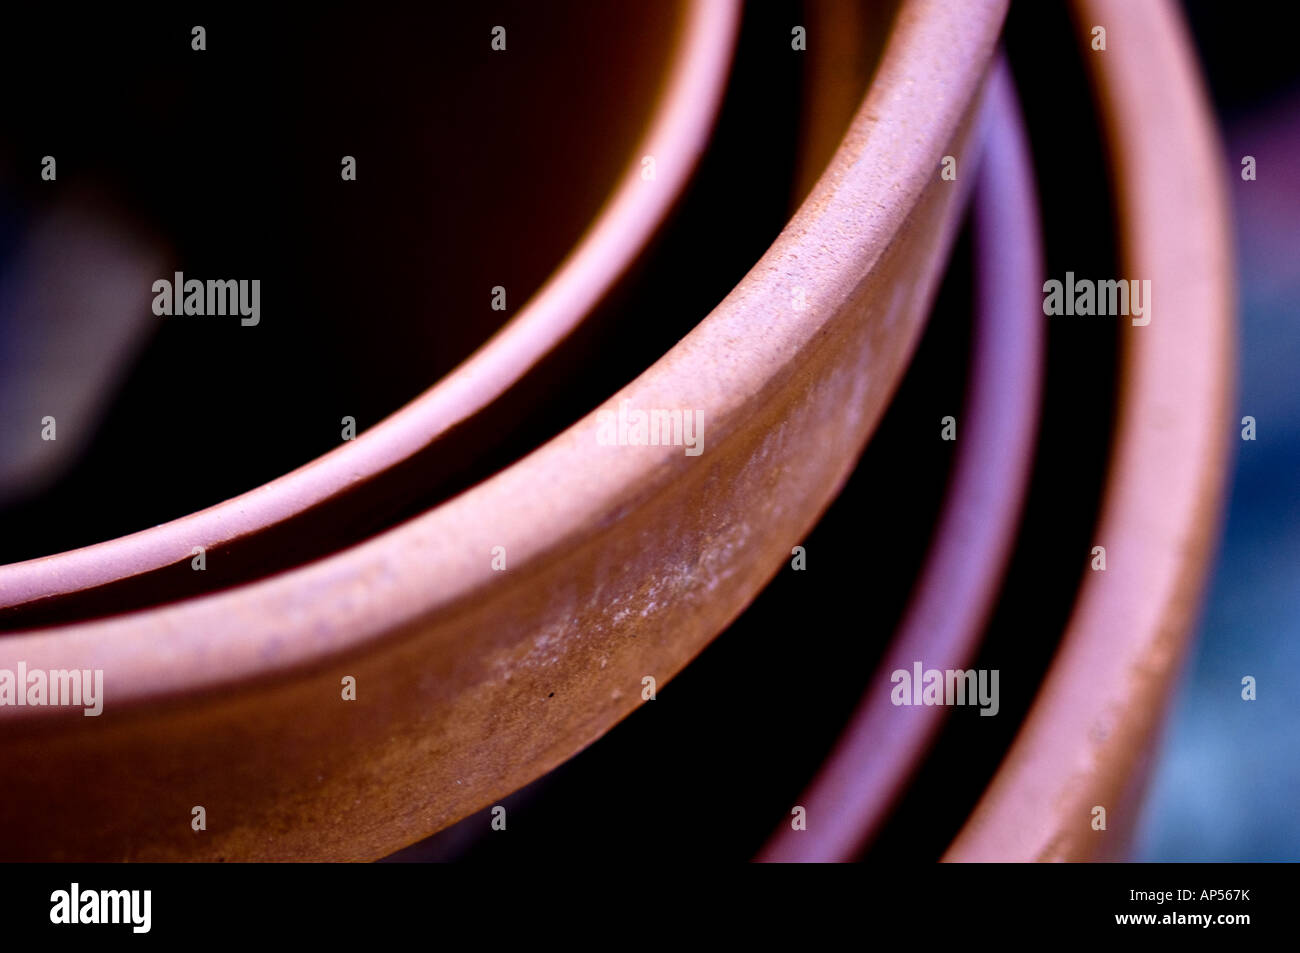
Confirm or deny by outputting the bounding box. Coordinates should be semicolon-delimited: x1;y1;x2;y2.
0;0;742;613
0;0;1011;715
945;0;1236;861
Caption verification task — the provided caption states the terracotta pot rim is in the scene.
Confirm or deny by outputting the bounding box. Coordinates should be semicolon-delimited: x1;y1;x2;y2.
0;0;742;616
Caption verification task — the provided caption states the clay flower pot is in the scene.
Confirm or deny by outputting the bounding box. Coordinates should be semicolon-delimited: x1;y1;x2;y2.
0;0;741;627
0;0;1008;860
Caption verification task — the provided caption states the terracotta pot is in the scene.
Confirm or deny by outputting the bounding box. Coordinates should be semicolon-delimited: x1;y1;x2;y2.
0;0;1008;861
0;0;740;627
945;0;1234;861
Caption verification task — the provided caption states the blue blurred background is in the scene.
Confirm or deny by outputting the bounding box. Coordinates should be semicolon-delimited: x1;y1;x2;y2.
1136;4;1300;860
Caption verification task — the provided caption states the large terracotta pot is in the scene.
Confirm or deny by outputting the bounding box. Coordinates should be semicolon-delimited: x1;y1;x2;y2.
0;0;1008;861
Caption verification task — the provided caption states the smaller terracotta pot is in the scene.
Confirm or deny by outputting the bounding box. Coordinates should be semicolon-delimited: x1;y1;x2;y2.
0;0;741;628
